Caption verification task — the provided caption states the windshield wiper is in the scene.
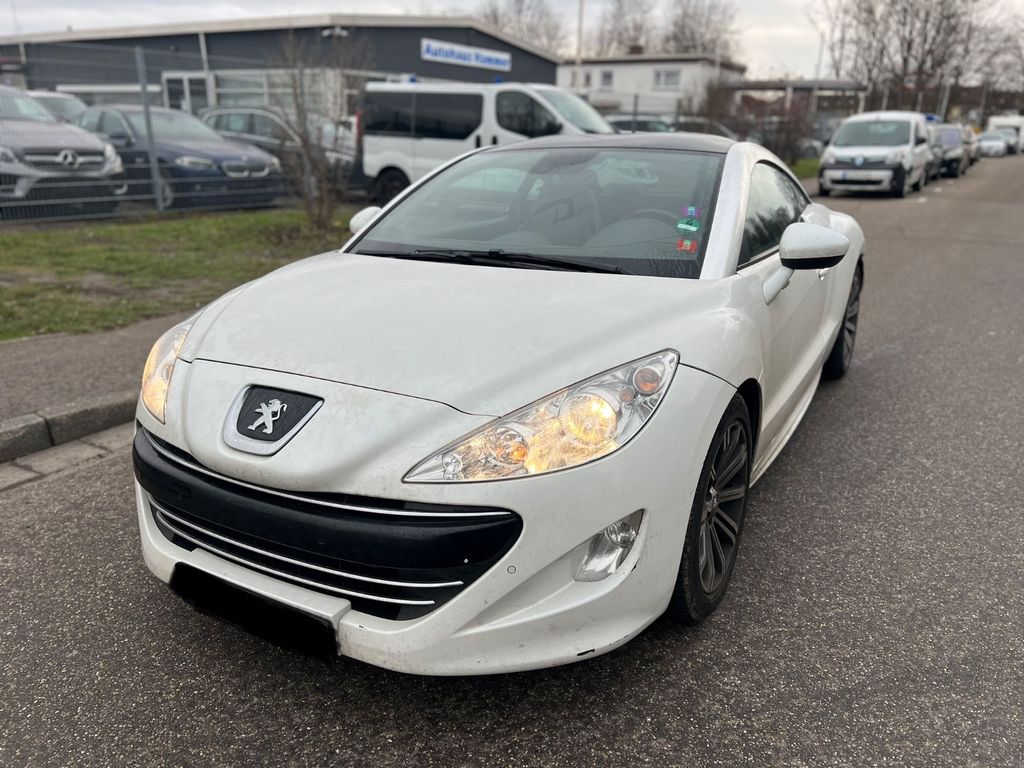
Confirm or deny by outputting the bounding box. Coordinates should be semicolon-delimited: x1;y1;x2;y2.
360;248;625;274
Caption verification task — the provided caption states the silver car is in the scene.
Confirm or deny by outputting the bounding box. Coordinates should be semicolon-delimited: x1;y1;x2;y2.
0;86;123;219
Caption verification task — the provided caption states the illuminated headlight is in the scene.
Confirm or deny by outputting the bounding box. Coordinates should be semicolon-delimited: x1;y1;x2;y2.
173;155;216;170
0;145;16;164
140;319;193;423
885;149;907;164
405;351;678;483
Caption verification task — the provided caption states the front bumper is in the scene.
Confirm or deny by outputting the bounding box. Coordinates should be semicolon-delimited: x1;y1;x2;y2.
819;163;900;192
135;358;732;674
0;159;123;207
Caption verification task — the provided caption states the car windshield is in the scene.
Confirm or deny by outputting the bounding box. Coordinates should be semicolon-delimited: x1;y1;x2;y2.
0;92;57;123
997;127;1019;137
937;127;962;146
33;95;85;120
833;120;910;147
125;109;223;142
354;146;723;279
537;89;614;134
981;131;1006;141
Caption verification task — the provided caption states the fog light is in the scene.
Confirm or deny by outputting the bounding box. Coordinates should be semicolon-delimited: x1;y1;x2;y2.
575;509;644;583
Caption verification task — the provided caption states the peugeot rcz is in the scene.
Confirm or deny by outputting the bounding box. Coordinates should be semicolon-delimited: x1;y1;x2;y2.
133;134;864;675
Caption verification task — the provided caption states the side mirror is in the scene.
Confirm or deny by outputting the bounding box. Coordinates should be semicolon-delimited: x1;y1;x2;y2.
779;222;849;270
915;135;927;146
349;206;381;234
107;132;131;147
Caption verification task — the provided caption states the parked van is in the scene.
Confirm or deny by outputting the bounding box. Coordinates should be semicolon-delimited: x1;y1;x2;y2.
359;82;613;201
818;110;931;198
986;115;1024;154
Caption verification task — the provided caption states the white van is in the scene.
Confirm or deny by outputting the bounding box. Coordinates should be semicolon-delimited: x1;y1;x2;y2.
818;110;931;198
359;82;613;201
986;115;1024;153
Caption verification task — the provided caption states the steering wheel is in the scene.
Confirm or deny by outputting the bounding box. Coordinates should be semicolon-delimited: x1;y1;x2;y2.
622;209;683;228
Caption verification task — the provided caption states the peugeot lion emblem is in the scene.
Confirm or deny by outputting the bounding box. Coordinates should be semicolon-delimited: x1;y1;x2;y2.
247;398;287;435
223;386;323;456
854;156;865;167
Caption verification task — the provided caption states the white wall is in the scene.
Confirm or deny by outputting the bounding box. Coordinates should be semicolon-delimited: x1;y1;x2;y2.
556;60;743;115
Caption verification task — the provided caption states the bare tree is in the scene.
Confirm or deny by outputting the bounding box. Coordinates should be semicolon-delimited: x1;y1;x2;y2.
278;30;375;231
659;0;737;58
591;0;656;55
477;0;566;54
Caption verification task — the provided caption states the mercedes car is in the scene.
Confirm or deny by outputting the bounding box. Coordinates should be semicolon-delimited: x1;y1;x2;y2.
133;133;864;675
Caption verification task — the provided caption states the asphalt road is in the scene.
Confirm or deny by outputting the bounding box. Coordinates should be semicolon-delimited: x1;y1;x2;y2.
2;157;1023;767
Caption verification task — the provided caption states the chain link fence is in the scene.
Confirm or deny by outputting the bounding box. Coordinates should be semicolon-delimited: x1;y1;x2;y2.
0;40;377;225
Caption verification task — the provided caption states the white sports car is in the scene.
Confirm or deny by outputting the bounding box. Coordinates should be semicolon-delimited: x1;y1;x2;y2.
133;134;864;675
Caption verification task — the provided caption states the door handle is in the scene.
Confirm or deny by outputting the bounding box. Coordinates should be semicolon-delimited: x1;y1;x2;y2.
475;135;481;148
492;136;498;145
817;268;831;280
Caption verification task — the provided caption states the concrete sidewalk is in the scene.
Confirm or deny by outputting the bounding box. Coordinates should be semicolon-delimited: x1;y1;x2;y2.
0;312;189;461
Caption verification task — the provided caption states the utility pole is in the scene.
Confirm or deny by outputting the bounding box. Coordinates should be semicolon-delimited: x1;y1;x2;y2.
575;0;585;93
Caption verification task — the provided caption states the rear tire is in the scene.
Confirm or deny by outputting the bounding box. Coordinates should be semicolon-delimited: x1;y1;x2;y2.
823;263;863;380
891;167;906;198
667;395;752;624
374;169;409;204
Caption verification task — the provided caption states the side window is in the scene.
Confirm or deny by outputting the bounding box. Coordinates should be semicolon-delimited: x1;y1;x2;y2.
99;111;127;138
363;92;413;136
496;92;560;138
250;114;289;142
77;109;101;133
413;94;482;140
219;113;250;133
739;164;804;268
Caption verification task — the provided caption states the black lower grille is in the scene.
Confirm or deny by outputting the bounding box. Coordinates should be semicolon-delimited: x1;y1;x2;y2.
134;428;522;620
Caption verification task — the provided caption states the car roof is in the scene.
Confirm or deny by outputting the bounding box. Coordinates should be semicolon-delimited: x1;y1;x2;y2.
27;90;77;98
487;131;735;154
843;110;924;123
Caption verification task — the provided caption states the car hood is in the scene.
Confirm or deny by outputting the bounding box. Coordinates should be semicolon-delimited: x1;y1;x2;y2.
155;138;272;162
184;253;734;416
0;119;106;151
826;144;901;161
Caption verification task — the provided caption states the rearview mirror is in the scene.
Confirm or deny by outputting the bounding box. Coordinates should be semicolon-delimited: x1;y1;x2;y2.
915;135;928;145
106;132;131;147
779;222;849;270
349;206;381;234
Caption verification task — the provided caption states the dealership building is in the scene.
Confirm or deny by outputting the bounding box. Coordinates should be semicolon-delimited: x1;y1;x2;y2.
0;14;559;117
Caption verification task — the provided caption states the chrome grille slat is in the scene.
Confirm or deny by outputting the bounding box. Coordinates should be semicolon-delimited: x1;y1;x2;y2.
153;505;435;607
142;431;511;519
153;500;463;589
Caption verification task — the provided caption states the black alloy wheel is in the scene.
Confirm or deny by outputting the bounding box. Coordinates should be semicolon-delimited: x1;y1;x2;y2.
823;263;862;380
668;395;752;623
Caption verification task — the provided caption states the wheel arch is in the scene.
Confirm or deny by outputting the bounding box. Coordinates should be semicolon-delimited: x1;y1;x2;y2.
735;378;762;458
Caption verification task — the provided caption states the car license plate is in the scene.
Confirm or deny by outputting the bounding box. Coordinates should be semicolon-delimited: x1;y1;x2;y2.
171;563;338;657
841;170;872;181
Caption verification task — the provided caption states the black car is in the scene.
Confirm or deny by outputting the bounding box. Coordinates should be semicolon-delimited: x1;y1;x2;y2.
76;105;285;210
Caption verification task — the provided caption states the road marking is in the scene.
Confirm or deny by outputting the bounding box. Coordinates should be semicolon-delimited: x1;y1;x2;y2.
917;197;928;203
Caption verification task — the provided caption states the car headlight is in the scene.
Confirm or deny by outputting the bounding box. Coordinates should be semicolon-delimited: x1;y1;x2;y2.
140;318;194;423
405;351;679;483
173;155;216;170
269;156;282;172
103;142;117;162
0;145;16;164
885;149;907;164
821;151;836;165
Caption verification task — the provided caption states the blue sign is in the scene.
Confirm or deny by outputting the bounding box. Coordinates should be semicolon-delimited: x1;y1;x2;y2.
420;38;512;72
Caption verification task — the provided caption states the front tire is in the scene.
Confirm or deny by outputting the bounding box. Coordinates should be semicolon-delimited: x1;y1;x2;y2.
667;395;752;624
823;263;863;380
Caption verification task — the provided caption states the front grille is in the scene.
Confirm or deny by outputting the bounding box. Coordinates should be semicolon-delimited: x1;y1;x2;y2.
826;159;892;170
21;148;105;170
134;428;522;620
221;160;270;178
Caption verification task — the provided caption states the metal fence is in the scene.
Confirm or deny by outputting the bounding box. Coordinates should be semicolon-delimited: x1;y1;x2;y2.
0;41;373;225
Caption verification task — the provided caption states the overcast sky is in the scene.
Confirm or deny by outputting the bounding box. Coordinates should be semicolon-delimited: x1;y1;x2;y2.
3;0;1022;78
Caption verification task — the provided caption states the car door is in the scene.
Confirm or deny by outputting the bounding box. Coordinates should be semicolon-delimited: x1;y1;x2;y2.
410;92;483;180
738;163;830;457
491;90;561;147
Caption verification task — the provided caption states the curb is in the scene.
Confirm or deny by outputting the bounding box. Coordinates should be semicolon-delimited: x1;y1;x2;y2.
0;389;137;463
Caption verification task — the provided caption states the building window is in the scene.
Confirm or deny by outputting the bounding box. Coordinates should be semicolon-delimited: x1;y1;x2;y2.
654;69;681;89
584;71;592;88
599;70;613;90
